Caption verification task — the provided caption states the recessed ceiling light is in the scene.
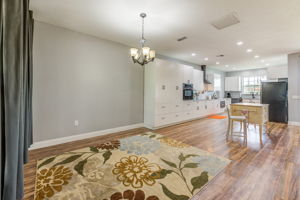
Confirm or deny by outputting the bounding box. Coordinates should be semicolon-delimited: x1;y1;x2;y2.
266;63;270;66
192;53;196;56
216;62;220;65
204;57;208;61
261;59;265;63
246;49;253;53
236;41;243;46
254;55;260;58
225;65;229;67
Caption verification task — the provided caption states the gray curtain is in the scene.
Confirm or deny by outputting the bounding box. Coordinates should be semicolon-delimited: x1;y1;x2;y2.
0;0;33;199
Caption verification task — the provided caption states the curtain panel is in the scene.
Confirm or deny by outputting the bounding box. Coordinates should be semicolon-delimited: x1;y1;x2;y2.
0;0;33;199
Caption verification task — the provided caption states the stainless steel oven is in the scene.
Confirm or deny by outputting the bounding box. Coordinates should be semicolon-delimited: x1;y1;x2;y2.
183;83;193;100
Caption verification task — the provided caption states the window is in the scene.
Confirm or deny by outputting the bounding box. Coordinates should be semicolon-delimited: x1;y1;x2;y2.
242;75;267;95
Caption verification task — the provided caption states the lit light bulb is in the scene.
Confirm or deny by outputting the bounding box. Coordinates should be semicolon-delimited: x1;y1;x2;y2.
142;47;150;56
130;48;138;57
150;50;155;59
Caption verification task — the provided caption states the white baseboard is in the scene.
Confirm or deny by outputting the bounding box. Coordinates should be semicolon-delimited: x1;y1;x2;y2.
288;121;300;126
29;123;144;150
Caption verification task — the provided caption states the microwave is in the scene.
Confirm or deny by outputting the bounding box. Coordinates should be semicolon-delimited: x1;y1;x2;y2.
183;83;193;100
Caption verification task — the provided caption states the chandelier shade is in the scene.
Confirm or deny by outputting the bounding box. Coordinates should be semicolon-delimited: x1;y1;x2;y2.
130;13;155;66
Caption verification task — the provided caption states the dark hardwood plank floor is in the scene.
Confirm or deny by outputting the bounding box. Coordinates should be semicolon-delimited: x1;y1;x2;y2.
24;117;300;200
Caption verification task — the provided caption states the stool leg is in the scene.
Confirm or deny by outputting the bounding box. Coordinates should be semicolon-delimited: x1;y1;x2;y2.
259;124;263;143
230;120;234;138
227;118;230;139
243;120;247;143
240;121;242;132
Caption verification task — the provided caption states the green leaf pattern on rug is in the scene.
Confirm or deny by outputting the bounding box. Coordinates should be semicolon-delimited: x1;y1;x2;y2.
53;154;82;167
150;169;173;179
102;150;112;164
159;153;210;197
90;146;99;153
161;158;177;168
160;183;190;200
182;163;198;169
191;171;209;194
74;159;88;176
37;156;56;169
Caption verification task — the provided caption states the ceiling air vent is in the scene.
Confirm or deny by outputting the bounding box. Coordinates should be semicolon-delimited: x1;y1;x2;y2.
211;12;240;30
177;36;187;42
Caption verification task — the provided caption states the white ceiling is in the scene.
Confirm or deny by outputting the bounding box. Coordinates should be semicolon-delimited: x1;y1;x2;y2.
30;0;300;72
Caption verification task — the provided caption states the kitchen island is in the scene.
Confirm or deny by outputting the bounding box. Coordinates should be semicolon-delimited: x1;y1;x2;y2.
231;103;269;142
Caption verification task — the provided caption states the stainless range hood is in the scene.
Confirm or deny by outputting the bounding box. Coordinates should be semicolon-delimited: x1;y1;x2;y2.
201;65;212;84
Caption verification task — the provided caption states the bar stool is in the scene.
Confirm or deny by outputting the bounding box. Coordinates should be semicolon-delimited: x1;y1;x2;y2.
226;105;248;142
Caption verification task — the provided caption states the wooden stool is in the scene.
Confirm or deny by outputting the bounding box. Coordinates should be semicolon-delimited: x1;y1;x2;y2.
226;106;248;142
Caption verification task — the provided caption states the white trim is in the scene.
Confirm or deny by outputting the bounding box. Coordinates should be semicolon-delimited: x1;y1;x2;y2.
288;121;300;126
29;123;144;150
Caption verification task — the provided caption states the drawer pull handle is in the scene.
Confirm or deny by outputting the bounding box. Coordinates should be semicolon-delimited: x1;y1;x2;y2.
176;86;179;90
161;106;165;109
162;117;165;120
176;105;179;107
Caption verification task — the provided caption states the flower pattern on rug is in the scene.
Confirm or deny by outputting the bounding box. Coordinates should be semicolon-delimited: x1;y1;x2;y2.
112;155;161;188
83;157;120;187
103;190;159;200
159;137;189;148
35;166;73;200
192;155;230;176
120;135;160;155
34;132;230;200
96;140;120;150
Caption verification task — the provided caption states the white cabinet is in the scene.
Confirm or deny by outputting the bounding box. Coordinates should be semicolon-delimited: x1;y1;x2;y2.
144;58;224;129
193;69;204;91
182;65;194;84
267;66;288;79
225;76;241;91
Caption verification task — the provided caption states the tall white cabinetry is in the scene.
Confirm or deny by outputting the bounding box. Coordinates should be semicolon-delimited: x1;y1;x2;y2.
144;59;222;129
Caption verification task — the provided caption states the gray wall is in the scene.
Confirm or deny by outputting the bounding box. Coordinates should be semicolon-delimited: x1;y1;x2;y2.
33;21;144;142
288;53;300;123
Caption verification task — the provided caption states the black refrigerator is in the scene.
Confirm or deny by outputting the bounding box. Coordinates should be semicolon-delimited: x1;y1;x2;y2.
261;81;288;123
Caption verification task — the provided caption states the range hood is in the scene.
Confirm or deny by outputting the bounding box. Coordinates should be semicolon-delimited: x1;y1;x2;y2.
201;65;212;84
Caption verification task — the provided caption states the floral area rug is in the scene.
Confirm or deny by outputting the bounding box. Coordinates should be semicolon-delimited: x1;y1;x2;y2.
34;132;230;200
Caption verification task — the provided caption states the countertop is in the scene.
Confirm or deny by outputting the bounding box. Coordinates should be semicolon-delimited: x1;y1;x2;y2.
232;103;269;107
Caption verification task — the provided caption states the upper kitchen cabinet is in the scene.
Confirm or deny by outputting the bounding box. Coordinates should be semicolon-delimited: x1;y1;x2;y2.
225;76;241;91
182;65;194;84
267;66;288;80
193;69;204;91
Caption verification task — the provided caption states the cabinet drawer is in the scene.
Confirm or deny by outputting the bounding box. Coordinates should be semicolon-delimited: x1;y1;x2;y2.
173;103;182;113
183;102;194;111
172;112;184;123
154;114;172;127
183;111;193;120
155;104;171;115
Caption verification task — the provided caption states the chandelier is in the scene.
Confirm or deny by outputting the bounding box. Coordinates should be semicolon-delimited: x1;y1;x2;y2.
130;13;155;66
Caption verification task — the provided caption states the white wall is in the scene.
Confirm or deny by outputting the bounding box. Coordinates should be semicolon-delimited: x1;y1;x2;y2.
288;53;300;124
33;21;144;142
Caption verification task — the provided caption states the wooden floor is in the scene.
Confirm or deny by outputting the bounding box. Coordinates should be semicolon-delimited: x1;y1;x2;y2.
24;117;300;200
